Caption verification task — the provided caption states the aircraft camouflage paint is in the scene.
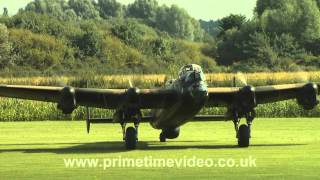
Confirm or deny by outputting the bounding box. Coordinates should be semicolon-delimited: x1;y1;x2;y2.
0;64;319;149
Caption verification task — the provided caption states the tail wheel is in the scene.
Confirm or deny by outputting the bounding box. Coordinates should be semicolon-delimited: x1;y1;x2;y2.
125;127;137;150
238;124;250;147
159;132;166;142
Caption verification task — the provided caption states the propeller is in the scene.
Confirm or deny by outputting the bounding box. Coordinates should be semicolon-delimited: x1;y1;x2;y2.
129;79;133;88
86;106;91;134
233;72;247;87
295;71;309;83
86;80;91;134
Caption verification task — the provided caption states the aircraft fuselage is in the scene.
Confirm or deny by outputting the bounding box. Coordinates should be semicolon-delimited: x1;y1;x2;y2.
150;65;208;130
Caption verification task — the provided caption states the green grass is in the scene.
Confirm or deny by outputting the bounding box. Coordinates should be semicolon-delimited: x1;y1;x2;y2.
1;119;320;179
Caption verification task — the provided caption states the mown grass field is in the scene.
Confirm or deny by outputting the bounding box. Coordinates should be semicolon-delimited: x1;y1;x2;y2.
0;119;320;179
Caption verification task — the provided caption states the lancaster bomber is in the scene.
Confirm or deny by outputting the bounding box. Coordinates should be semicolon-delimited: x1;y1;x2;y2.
0;64;319;150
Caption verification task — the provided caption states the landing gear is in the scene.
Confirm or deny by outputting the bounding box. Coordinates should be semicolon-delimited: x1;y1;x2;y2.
118;109;141;150
238;124;250;147
159;133;166;142
233;110;255;147
125;127;137;150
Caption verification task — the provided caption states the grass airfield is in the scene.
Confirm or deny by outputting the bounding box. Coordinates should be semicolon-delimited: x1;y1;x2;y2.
0;119;320;179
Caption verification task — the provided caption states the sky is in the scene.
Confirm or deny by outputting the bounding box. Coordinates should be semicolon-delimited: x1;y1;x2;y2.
0;0;256;20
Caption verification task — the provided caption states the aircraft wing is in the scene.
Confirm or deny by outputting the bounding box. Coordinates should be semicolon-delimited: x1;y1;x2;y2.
206;83;320;109
0;85;179;111
75;88;178;109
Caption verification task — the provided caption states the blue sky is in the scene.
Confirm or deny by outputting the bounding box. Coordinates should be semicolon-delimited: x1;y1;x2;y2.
0;0;256;20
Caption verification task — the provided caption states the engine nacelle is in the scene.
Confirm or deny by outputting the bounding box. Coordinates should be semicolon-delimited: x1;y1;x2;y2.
123;87;141;108
297;83;319;110
162;127;180;139
57;86;77;114
235;86;257;113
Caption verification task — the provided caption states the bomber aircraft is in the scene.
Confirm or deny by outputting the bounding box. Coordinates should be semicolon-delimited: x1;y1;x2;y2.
0;64;319;149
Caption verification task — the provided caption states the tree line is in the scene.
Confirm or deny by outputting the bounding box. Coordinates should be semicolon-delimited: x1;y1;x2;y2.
0;0;319;76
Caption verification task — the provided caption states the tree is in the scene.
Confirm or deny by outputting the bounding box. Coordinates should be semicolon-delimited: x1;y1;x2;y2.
98;0;123;18
156;5;203;41
111;21;142;47
258;0;320;43
63;9;78;21
72;25;102;57
68;0;100;19
9;29;70;70
127;0;158;22
272;33;305;58
255;0;286;16
243;32;278;67
216;19;260;66
25;0;69;20
0;24;11;68
305;39;320;55
316;0;320;8
217;28;243;65
9;12;66;37
2;8;9;17
199;20;221;37
149;38;170;56
218;14;246;37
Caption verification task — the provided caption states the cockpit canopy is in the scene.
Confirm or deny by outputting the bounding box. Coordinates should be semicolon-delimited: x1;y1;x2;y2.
179;64;203;77
178;64;205;82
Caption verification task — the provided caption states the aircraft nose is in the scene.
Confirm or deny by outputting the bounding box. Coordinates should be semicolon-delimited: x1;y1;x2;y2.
193;71;201;82
190;82;208;99
185;71;201;84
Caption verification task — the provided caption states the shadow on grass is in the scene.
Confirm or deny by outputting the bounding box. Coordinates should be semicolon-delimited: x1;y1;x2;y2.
0;141;307;154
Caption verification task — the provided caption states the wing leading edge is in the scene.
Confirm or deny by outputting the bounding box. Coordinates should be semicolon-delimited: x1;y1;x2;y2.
0;82;319;114
0;85;179;111
206;83;320;109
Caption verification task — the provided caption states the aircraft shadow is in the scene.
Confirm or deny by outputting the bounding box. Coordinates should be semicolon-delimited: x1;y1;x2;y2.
0;141;306;154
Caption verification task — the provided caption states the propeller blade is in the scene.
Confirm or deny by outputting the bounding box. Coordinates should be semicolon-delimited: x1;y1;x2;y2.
234;72;247;87
86;106;90;134
129;79;133;88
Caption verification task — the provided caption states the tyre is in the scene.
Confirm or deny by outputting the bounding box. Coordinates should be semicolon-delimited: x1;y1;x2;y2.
238;124;250;147
125;127;137;150
159;132;166;142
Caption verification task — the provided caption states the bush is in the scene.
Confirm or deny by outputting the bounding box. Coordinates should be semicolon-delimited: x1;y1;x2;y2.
9;29;72;70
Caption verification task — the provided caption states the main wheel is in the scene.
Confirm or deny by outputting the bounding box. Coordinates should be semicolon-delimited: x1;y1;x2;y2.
125;127;137;150
238;124;250;147
159;132;166;142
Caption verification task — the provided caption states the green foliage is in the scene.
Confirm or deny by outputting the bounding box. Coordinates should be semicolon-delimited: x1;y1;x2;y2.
305;39;320;56
218;14;246;36
149;37;170;56
111;20;142;47
127;0;158;22
243;32;278;68
216;1;320;70
98;0;124;18
272;33;305;58
0;0;319;74
259;0;320;43
2;8;9;17
217;28;244;66
255;0;285;16
155;5;204;41
8;12;66;37
25;0;68;19
199;20;221;37
0;24;12;68
9;29;72;70
68;0;100;19
74;30;102;57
